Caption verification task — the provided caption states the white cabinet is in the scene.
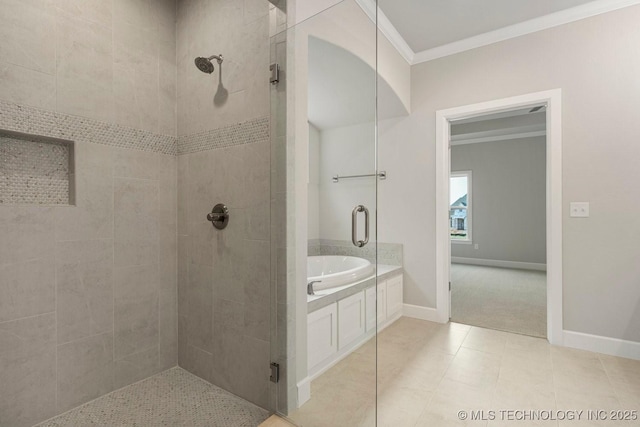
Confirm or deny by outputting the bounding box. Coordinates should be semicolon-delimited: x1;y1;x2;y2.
337;291;365;350
377;282;387;326
386;274;403;319
307;303;337;371
307;272;403;376
365;287;376;332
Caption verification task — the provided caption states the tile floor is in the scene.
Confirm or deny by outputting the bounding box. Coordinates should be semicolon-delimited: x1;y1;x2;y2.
35;367;270;427
451;264;547;337
288;317;640;427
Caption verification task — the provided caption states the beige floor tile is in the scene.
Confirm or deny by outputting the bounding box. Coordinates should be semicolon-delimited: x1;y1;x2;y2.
259;415;297;427
445;347;502;390
462;327;510;355
376;385;432;427
293;317;640;427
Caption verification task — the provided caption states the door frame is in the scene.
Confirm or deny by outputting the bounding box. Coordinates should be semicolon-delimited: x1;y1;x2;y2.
435;89;563;345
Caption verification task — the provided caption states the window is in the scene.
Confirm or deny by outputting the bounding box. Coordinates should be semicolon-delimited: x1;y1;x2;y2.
450;171;471;242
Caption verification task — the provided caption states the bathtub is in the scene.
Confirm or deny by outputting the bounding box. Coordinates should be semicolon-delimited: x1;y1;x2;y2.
307;256;375;291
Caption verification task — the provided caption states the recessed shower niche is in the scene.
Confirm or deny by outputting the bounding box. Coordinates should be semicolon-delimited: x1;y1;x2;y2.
0;129;75;205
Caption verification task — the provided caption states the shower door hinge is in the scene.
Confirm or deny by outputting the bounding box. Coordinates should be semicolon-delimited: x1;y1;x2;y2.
270;362;280;383
270;63;280;85
449;281;451;291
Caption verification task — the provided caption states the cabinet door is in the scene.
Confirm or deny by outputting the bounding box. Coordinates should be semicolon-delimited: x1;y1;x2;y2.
386;274;404;319
377;282;387;325
338;291;365;350
365;287;376;332
308;304;337;371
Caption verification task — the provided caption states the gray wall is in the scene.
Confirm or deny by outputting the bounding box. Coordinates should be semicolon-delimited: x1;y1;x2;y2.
176;0;273;410
0;2;178;426
379;4;640;342
450;137;546;264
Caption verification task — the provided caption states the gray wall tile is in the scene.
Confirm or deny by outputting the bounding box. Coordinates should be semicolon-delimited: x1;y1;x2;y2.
0;258;55;322
186;263;213;353
0;0;56;75
0;313;56;427
113;148;160;180
114;346;161;390
56;239;114;344
55;172;114;241
55;0;113;27
0;206;55;267
57;332;114;413
0;62;56;110
114;264;160;359
114;178;159;267
56;10;114;123
159;289;178;370
0;0;179;424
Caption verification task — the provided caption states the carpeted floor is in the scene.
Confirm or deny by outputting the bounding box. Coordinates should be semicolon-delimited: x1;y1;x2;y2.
450;263;547;337
36;367;270;427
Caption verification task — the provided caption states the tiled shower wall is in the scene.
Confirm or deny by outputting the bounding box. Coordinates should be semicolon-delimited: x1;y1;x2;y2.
1;0;282;424
0;1;178;426
175;0;275;410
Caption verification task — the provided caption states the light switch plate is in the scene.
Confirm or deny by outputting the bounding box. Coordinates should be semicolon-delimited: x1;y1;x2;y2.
570;202;589;218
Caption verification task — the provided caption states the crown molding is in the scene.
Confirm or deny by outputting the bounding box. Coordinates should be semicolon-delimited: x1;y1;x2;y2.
355;0;414;64
356;0;640;66
412;0;640;64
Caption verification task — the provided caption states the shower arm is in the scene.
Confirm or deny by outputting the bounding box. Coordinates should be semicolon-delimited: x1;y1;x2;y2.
208;54;223;64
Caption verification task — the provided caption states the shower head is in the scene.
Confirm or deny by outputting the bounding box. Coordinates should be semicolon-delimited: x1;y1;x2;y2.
195;54;223;74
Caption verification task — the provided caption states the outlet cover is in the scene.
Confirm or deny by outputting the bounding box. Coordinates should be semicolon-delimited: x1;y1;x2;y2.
570;202;589;218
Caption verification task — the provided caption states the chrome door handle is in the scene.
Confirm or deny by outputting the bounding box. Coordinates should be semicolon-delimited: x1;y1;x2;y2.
351;205;370;247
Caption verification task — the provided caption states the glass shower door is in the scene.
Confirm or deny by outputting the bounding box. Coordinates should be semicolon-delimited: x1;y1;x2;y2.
270;1;379;425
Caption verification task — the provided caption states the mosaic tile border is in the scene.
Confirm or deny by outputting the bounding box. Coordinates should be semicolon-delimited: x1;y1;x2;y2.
0;100;177;155
0;101;271;157
178;116;270;154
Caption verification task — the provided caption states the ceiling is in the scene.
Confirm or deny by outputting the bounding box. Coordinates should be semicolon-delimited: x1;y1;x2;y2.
308;36;408;130
377;0;603;57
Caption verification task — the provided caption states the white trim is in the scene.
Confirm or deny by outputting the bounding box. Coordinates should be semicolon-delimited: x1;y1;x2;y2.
452;257;547;272
354;0;414;64
297;377;311;407
451;131;546;146
564;330;640;361
358;0;640;66
413;0;640;64
436;89;563;345
403;304;442;323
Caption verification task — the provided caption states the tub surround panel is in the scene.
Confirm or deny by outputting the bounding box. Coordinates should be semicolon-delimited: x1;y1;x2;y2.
308;239;403;266
307;265;402;313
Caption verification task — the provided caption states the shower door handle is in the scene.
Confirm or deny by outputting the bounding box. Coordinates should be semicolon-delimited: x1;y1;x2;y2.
351;205;370;248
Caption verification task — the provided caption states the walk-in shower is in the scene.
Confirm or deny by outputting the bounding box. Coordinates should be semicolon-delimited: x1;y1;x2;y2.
194;54;224;74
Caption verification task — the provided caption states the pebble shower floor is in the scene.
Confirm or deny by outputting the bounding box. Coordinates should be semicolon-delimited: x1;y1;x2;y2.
35;368;270;427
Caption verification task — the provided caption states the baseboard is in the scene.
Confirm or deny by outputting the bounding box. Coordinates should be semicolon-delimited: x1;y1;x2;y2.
452;256;547;271
297;377;311;407
403;304;444;323
563;330;640;361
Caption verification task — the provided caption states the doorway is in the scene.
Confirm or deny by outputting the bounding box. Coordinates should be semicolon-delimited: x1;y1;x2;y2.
448;108;547;337
435;90;563;345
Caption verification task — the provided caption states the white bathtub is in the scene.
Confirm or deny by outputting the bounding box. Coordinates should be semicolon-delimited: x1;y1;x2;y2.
307;256;375;291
